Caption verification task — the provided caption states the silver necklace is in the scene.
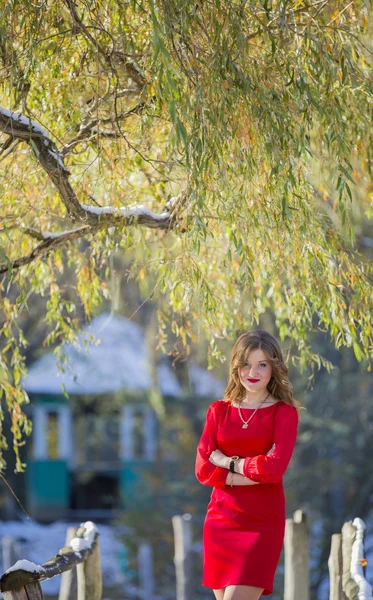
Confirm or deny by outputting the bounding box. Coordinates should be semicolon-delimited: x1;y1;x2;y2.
237;392;270;428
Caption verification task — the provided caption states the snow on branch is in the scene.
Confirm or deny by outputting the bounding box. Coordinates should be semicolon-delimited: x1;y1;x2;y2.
80;201;169;222
0;107;68;172
22;225;92;241
5;560;46;576
69;521;98;554
0;107;49;138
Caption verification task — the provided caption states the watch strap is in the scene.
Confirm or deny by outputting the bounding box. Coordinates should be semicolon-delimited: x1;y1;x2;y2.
229;456;240;473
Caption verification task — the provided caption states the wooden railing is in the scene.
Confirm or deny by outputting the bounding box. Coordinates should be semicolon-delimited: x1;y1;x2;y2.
328;518;372;600
282;510;372;600
0;511;372;599
171;510;373;600
0;522;101;600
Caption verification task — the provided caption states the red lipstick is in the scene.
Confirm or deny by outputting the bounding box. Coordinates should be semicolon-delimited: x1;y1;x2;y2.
248;378;260;382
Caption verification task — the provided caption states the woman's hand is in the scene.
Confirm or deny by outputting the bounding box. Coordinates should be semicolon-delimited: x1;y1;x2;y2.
209;445;276;481
209;445;276;473
209;449;231;469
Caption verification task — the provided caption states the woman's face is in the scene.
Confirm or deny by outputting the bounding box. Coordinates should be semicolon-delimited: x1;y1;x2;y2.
238;348;273;394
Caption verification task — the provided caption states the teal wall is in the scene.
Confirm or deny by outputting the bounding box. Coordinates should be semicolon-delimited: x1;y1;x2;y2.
30;393;66;405
26;459;69;519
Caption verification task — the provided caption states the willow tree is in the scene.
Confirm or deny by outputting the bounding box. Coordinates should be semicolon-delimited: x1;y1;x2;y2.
0;0;372;469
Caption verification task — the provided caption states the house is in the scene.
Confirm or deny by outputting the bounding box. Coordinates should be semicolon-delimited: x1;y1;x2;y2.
22;313;225;522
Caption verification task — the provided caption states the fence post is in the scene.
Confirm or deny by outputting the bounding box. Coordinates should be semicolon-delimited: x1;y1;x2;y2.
2;582;44;600
341;522;359;600
58;527;77;600
284;509;309;600
138;542;154;599
328;533;346;600
172;513;193;600
75;524;102;600
84;540;102;600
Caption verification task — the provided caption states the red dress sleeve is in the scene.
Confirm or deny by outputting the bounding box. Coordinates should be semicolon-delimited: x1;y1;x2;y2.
195;402;228;489
243;403;299;483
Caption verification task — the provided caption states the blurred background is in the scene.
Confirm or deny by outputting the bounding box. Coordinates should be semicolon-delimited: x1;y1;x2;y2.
1;260;372;600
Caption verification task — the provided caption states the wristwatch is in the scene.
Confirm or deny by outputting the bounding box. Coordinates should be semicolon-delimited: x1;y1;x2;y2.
229;455;240;473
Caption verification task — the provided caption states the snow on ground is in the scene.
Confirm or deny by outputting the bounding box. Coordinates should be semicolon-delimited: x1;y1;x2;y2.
0;519;129;595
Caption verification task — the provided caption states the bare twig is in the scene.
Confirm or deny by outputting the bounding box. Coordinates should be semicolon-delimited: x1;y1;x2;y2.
61;101;146;156
62;0;110;68
0;137;21;161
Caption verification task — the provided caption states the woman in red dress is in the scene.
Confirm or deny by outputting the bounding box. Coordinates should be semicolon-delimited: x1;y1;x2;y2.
195;329;301;600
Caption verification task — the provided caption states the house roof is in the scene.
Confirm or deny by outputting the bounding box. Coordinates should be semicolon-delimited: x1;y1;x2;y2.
23;313;225;398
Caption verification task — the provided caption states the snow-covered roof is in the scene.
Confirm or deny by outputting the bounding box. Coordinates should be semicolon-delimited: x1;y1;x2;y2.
23;313;225;398
23;313;180;396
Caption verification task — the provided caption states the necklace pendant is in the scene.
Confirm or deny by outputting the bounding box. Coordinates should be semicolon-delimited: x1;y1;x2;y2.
242;423;248;429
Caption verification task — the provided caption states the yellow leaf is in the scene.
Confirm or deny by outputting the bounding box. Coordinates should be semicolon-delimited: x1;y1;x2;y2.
363;13;367;33
179;326;186;346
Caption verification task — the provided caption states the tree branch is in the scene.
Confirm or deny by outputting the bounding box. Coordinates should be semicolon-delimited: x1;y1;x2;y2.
0;136;21;161
62;0;110;69
0;106;188;273
0;107;90;221
61;101;146;156
62;0;147;88
0;194;185;274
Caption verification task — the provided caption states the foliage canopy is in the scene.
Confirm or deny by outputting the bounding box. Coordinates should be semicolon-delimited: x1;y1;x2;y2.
0;0;373;469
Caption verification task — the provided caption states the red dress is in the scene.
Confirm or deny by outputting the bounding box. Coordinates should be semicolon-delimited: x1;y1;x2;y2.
195;399;299;596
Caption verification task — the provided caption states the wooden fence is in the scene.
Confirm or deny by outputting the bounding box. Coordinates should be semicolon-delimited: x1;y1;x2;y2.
171;509;373;600
283;510;372;600
0;522;101;600
0;511;372;599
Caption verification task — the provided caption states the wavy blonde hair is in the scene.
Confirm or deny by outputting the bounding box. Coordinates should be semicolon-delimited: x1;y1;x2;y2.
223;330;302;412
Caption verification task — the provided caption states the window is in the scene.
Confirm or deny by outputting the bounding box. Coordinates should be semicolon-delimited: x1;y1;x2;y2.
46;411;59;459
32;405;72;461
74;414;120;466
120;404;157;461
